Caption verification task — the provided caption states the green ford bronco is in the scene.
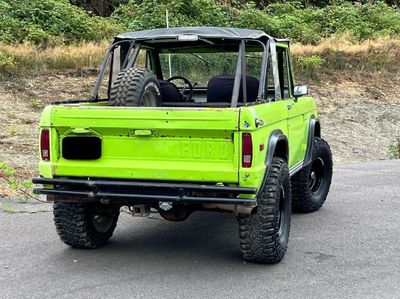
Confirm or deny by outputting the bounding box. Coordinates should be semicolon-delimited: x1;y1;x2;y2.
33;27;333;264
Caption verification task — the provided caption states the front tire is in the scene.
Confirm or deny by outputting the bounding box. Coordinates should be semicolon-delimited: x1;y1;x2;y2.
53;202;120;248
238;157;291;264
292;137;333;213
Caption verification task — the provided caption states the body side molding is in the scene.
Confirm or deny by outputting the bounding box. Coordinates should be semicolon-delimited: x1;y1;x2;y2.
289;159;304;176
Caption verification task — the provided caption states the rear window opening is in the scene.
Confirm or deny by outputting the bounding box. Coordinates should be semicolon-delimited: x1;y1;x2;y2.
156;49;264;107
62;136;102;160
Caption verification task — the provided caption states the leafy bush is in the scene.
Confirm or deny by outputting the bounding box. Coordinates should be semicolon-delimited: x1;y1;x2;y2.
232;2;400;44
0;51;15;75
0;0;398;45
317;2;400;40
112;1;400;44
388;135;400;159
292;55;325;79
0;162;35;201
112;0;231;30
0;0;123;45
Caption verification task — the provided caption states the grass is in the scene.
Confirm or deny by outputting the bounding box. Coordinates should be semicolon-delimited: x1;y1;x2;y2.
0;162;37;202
0;204;17;213
0;42;107;77
29;98;43;109
291;35;400;78
388;135;400;159
8;124;17;136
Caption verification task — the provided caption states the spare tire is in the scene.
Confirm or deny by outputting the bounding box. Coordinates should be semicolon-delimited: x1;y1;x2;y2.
109;67;161;106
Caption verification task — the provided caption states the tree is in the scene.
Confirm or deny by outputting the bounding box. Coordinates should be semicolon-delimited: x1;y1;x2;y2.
70;0;128;16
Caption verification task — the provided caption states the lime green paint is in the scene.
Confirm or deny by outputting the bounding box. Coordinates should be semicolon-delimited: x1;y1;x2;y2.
275;42;289;48
238;101;289;191
37;96;317;199
39;106;52;127
237;97;316;192
39;105;241;183
287;96;317;165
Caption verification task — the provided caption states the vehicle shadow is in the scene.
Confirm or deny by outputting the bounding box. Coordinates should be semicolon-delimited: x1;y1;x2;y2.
119;212;240;256
53;207;328;275
56;212;264;271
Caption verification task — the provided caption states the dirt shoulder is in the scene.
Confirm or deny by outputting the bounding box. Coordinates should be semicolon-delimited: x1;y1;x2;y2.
311;73;400;163
0;72;399;180
0;74;96;179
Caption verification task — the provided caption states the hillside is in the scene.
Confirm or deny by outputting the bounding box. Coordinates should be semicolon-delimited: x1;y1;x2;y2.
0;0;399;185
1;0;399;46
1;71;399;179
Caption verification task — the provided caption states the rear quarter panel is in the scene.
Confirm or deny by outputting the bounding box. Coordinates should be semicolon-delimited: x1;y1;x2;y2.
288;96;318;167
238;101;289;192
238;97;318;194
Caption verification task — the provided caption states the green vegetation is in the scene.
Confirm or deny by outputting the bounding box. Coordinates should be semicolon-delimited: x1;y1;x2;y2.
0;204;17;213
292;55;325;79
113;1;400;44
112;0;232;29
388;135;400;159
0;0;122;45
233;2;400;44
0;0;399;45
0;162;36;202
0;1;399;78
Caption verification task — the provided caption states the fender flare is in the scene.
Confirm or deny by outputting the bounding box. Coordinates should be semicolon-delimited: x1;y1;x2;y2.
303;117;320;167
258;130;289;196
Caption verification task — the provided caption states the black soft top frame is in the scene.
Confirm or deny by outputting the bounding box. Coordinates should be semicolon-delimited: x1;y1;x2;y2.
92;27;288;106
115;26;287;42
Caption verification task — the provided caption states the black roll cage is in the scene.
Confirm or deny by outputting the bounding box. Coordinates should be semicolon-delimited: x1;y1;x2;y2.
92;36;287;107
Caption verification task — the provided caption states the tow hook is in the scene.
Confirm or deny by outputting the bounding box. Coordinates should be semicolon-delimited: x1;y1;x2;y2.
159;202;173;211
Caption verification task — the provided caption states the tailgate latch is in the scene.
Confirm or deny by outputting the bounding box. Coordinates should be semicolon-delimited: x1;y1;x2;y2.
134;129;153;136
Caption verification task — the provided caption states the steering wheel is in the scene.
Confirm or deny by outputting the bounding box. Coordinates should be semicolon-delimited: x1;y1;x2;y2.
167;76;193;102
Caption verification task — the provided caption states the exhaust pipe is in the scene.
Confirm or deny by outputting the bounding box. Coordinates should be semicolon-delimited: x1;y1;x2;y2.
202;203;255;215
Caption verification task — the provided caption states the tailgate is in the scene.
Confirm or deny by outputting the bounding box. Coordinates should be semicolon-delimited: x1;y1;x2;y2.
46;105;240;183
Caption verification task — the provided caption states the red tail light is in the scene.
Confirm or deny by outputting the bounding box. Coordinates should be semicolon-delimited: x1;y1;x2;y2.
242;133;252;168
40;129;50;161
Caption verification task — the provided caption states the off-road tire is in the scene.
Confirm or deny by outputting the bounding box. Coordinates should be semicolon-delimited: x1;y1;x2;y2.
238;157;291;264
53;202;120;248
292;137;333;213
109;67;161;106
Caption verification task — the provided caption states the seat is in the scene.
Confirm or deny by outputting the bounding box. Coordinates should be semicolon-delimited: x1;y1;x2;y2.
207;75;259;103
158;80;183;102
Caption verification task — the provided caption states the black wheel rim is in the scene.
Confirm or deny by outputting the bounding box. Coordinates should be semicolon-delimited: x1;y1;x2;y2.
91;212;115;233
309;157;325;193
141;88;157;106
277;186;285;235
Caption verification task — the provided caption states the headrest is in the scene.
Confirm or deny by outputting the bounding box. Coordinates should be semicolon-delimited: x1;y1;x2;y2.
159;80;183;102
207;75;259;103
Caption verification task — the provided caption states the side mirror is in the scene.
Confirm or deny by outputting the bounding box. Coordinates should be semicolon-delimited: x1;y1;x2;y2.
294;85;308;99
